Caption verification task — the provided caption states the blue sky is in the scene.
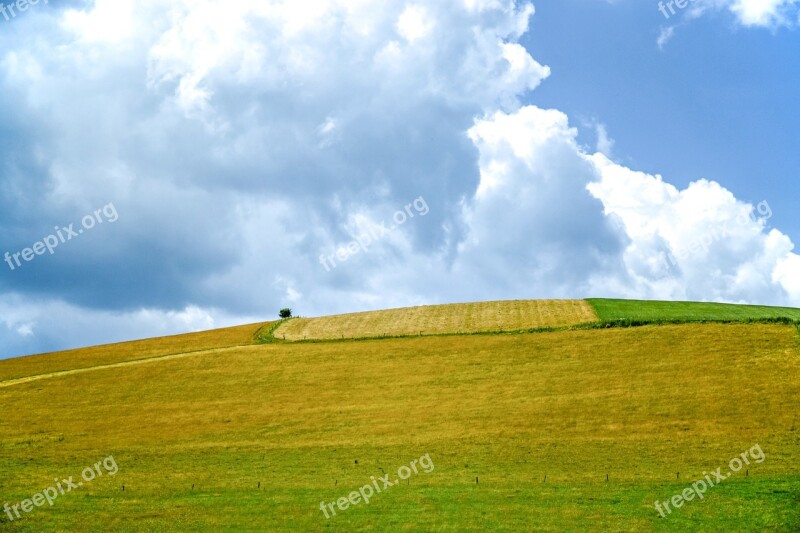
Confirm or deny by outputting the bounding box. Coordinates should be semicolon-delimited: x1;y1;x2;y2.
1;0;799;359
526;0;800;242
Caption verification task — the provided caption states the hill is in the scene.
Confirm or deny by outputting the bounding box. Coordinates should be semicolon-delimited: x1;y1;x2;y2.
0;322;272;384
1;299;799;532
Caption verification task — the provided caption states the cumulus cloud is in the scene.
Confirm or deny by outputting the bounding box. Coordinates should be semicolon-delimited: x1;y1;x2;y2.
0;0;797;358
458;105;800;306
453;107;626;299
773;254;800;301
587;155;800;304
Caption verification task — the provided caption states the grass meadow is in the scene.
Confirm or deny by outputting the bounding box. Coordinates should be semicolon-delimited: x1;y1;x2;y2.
589;299;800;323
1;300;799;531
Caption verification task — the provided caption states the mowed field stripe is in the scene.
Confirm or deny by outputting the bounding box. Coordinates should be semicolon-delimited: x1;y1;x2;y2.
274;299;599;341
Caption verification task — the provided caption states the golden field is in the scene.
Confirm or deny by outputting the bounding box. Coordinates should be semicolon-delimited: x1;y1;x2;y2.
1;302;799;531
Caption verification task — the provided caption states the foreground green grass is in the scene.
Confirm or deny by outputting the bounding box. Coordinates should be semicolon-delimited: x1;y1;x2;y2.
589;298;800;324
1;323;799;531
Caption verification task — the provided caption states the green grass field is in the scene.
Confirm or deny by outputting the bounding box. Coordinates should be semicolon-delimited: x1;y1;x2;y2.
589;298;800;323
1;300;799;531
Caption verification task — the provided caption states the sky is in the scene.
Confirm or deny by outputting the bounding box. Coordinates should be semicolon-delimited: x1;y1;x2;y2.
1;0;799;359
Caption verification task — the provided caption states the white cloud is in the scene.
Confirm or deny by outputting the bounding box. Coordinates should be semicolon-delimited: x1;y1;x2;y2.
693;0;800;26
595;123;615;156
654;0;798;46
657;26;676;49
0;0;798;360
461;105;800;306
455;106;625;298
728;0;799;26
773;254;800;301
397;5;434;42
587;153;800;304
61;0;138;44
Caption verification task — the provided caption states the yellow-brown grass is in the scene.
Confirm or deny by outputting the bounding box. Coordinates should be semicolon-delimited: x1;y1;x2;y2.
6;324;794;458
0;323;798;531
0;322;272;383
274;299;597;341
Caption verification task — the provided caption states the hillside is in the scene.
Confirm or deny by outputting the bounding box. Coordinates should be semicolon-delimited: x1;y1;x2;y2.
1;300;799;532
0;322;272;384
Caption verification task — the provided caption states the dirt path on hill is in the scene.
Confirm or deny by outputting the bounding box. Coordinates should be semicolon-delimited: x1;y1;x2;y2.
0;345;254;389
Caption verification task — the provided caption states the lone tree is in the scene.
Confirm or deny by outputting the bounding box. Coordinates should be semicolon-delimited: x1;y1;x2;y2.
279;308;293;319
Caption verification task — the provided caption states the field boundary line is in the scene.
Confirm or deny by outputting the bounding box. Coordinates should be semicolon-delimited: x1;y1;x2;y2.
259;317;800;344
